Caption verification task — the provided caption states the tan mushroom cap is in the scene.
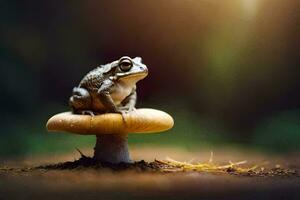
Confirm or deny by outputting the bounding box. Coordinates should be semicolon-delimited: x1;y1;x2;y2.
46;108;174;135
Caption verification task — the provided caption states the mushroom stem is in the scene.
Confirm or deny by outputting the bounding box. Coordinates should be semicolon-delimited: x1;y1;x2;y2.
93;134;131;163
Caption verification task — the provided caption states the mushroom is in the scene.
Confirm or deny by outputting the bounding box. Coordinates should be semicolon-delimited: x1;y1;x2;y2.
46;108;174;163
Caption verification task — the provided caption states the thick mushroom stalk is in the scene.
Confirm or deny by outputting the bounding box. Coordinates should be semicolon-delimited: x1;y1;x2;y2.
94;134;130;163
46;108;174;164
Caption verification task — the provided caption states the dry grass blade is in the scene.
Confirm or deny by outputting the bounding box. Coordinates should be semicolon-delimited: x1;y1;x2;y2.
156;154;296;176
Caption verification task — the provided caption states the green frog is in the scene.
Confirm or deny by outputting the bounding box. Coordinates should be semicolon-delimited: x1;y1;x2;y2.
69;56;148;115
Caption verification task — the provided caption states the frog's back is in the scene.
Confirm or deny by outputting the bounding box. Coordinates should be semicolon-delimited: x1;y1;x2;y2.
79;67;105;91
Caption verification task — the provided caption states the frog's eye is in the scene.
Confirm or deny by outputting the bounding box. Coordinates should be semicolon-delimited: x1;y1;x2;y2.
119;59;132;72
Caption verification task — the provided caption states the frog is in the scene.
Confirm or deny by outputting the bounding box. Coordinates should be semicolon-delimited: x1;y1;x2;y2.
69;56;148;115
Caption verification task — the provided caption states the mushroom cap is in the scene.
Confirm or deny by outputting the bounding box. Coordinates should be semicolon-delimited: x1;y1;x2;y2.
46;108;174;135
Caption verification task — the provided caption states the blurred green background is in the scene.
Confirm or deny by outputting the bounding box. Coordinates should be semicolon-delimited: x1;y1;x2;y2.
0;0;299;159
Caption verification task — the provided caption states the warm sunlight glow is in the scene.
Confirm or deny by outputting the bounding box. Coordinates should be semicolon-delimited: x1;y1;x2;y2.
242;0;259;19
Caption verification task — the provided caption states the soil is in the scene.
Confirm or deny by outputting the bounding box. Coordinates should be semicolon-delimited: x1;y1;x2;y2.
33;155;298;177
37;156;164;172
1;147;300;200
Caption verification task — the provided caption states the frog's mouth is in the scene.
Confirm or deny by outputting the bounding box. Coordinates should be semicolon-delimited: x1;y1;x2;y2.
116;71;148;80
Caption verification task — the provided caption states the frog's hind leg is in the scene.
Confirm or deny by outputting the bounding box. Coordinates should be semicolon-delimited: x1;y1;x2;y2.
69;87;94;115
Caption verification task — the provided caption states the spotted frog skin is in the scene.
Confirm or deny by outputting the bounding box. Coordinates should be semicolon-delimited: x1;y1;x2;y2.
69;56;148;115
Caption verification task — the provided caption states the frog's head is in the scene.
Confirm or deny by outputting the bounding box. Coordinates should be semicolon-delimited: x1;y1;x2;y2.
113;56;148;84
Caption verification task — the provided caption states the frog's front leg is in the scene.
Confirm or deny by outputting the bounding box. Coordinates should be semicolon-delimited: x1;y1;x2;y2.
119;89;137;113
97;80;119;113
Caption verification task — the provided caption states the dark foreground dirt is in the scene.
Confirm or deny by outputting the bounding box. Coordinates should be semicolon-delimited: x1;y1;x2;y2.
1;147;300;200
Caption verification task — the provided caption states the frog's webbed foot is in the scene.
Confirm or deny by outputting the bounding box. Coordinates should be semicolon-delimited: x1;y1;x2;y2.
80;110;96;116
115;109;128;120
115;106;136;121
118;107;135;114
117;105;136;113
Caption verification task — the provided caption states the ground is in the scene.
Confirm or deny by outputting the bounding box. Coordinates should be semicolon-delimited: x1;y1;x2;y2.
1;146;299;200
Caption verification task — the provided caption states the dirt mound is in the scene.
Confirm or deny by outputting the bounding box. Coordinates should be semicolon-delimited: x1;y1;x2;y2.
34;155;298;177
